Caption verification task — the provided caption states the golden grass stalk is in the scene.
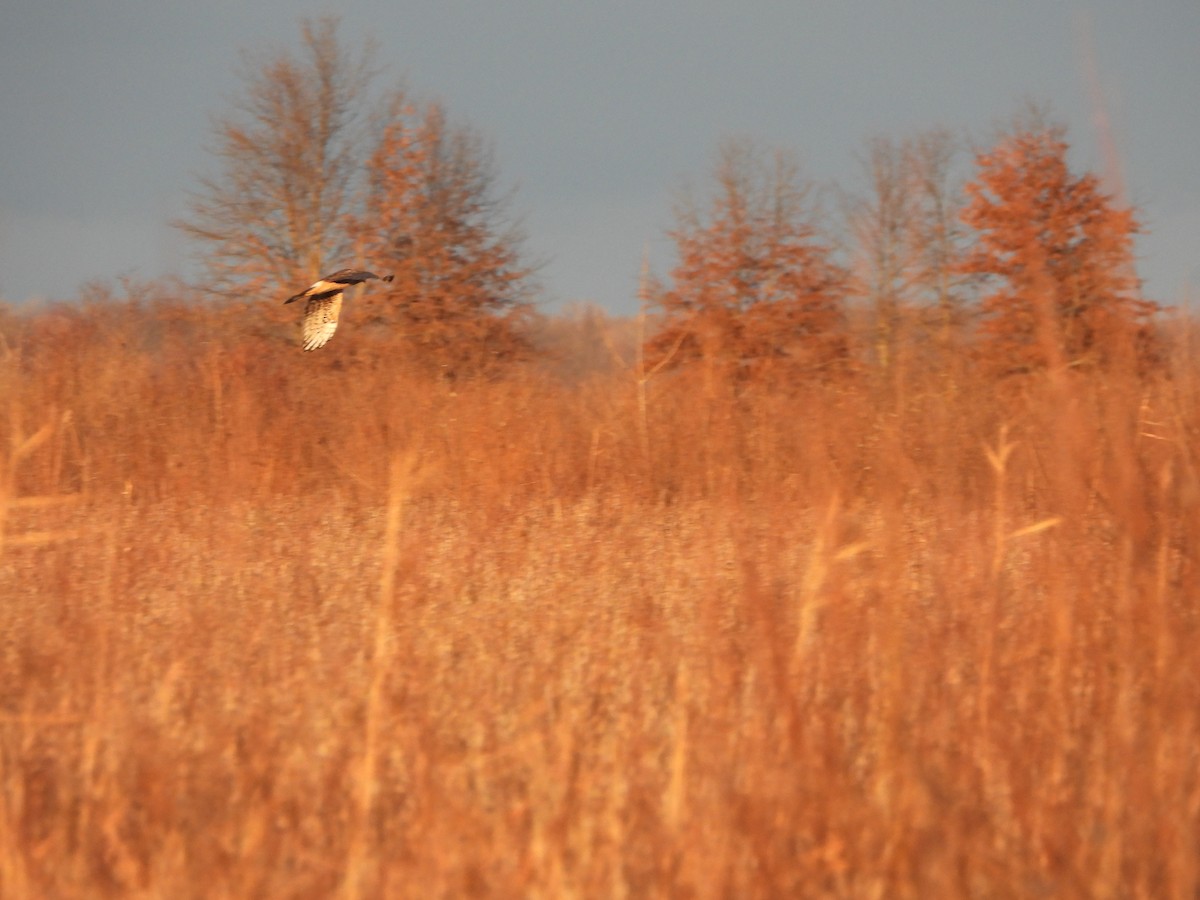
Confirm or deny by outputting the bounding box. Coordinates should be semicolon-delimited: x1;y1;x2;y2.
342;450;419;900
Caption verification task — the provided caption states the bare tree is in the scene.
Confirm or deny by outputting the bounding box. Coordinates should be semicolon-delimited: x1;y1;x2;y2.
844;136;917;369
175;17;375;299
843;129;968;368
906;130;970;336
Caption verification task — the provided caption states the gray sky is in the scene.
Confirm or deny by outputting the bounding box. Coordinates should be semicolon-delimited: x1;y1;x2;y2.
2;1;1197;315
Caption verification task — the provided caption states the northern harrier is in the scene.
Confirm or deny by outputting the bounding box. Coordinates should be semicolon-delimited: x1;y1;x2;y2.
284;269;394;351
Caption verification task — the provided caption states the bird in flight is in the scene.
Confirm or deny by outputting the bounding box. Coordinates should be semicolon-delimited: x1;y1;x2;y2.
284;269;394;351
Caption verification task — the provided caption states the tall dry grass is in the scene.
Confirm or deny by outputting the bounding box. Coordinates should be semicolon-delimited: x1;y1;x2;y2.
1;292;1197;897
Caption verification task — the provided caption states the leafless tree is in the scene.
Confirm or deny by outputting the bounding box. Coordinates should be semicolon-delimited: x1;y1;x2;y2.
844;136;917;368
175;17;376;299
843;129;968;367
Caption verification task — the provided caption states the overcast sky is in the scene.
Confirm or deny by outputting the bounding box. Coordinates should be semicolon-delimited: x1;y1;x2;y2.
2;1;1197;315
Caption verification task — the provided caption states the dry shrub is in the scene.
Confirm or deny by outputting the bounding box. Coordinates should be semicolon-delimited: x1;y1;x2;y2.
1;290;1197;898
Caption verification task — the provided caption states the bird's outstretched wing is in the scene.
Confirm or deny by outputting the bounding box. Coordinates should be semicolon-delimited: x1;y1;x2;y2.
284;270;389;305
301;293;343;351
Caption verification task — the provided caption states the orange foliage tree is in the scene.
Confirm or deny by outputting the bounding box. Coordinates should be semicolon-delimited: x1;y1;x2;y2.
647;140;848;381
351;97;536;376
959;124;1158;373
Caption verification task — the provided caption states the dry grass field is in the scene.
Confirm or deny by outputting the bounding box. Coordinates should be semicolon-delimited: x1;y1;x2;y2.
1;296;1198;897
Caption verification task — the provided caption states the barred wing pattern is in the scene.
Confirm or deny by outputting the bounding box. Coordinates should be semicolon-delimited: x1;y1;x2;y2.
301;294;343;351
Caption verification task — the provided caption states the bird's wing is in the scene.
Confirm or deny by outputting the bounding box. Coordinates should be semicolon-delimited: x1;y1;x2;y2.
285;270;382;304
326;269;376;285
301;293;343;351
286;281;343;304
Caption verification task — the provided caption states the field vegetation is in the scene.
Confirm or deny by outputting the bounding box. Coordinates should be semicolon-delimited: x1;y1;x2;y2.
2;289;1198;898
2;16;1196;899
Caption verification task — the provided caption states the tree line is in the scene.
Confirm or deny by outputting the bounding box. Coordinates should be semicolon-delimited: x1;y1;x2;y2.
171;17;1158;380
